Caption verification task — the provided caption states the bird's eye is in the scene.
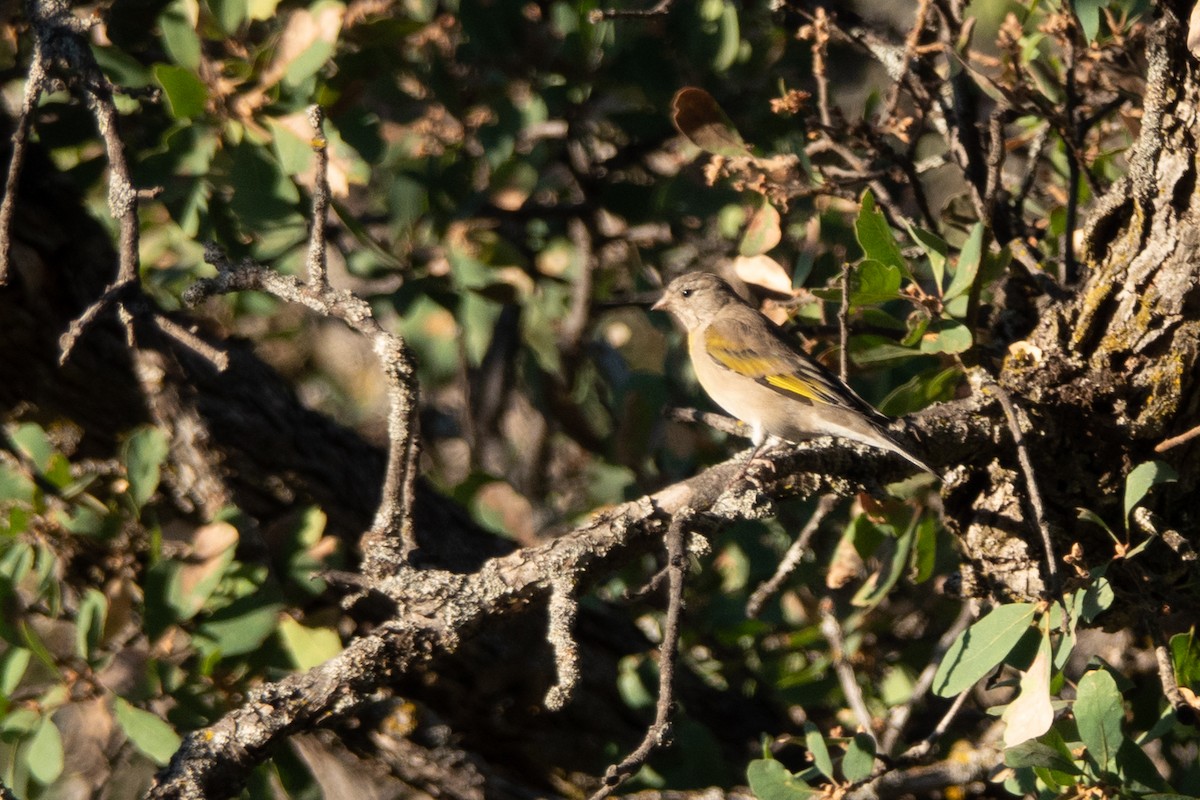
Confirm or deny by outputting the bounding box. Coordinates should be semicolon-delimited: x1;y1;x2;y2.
680;289;693;298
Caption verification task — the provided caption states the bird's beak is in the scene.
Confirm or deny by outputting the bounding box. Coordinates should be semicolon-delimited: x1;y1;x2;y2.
651;294;668;312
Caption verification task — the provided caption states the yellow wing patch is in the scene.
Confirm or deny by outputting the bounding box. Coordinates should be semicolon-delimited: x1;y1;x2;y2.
764;373;824;403
703;322;846;408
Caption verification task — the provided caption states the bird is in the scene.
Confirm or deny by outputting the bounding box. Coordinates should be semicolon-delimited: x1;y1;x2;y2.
652;272;934;474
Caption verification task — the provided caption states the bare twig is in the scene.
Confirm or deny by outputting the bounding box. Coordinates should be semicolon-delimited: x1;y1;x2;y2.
881;602;975;755
819;598;878;749
589;0;673;21
811;8;833;129
665;406;751;439
852;730;1000;800
149;314;231;372
545;578;581;711
17;0;146;360
1131;507;1196;560
1014;123;1051;217
1061;18;1080;285
0;23;48;284
838;263;850;382
989;381;1058;593
882;0;933;121
747;494;838;618
897;688;971;761
1152;639;1190;718
184;248;422;563
306;106;331;290
590;509;691;800
983;103;1009;226
1154;421;1200;452
560;218;594;350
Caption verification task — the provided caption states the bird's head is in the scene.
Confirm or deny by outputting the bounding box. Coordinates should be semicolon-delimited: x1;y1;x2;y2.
651;272;740;331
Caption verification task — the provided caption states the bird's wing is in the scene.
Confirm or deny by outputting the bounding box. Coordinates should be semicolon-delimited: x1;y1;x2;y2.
702;312;872;412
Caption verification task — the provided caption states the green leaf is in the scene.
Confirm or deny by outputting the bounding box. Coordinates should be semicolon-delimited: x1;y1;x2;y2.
0;647;31;696
208;0;248;33
803;722;834;780
1080;577;1113;624
855;191;906;273
912;514;940;584
26;715;64;785
1;707;39;734
917;319;972;355
114;697;182;766
1123;461;1177;525
933;603;1037;697
1004;739;1082;774
75;587;108;661
277;617;343;671
196;594;283;657
0;460;35;504
878;366;963;417
841;733;876;783
226;139;303;232
1076;508;1114;537
10;422;54;471
850;260;902;306
158;0;201;71
907;224;948;288
711;0;740;72
944;222;984;301
746;758;816;800
1169;631;1200;686
851;515;914;610
740;198;782;257
153;64;208;120
1073;0;1104;42
849;334;920;366
282;0;345;88
122;426;169;509
1075;668;1123;774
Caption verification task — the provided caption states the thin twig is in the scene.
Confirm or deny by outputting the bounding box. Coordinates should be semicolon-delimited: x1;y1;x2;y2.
819;598;878;749
589;509;691;800
545;578;581;711
306;106;331;290
811;8;833;129
21;0;145;357
897;688;971;761
838;263;850;382
560;218;594;350
1014;123;1051;221
1147;620;1196;724
983;103;1010;235
149;314;230;372
1152;640;1189;716
881;602;975;755
882;0;933;122
1154;421;1200;452
665;406;750;439
747;494;838;618
1061;19;1080;285
989;382;1058;593
0;34;48;284
589;0;673;21
184;248;422;563
849;734;1001;800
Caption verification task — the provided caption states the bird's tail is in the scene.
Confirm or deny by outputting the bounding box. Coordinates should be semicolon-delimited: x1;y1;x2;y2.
870;423;938;477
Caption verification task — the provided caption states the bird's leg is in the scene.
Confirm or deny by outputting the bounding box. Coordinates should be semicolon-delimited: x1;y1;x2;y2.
734;432;781;490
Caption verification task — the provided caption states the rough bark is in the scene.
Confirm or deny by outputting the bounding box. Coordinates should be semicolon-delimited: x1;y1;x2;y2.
947;0;1200;610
